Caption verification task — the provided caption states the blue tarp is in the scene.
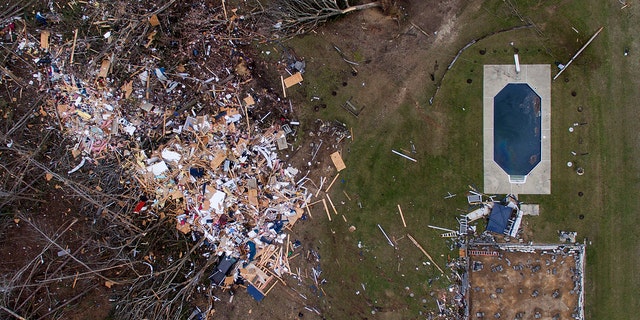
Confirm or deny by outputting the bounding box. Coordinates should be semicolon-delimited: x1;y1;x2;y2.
487;204;512;234
247;241;256;261
247;284;265;302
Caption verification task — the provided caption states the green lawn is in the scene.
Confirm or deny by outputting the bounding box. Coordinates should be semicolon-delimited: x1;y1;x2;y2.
280;0;640;318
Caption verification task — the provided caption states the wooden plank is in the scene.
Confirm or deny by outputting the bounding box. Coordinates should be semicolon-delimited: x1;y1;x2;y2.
248;189;258;207
280;75;286;98
330;152;346;172
40;30;50;50
325;173;340;192
305;204;313;219
70;29;78;64
243;95;255;106
283;72;303;88
265;281;278;295
302;199;323;208
98;59;110;78
326;194;338;215
397;204;407;228
322;199;331;221
210;151;226;169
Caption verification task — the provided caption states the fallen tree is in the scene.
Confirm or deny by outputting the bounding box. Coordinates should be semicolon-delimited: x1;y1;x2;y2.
267;0;382;38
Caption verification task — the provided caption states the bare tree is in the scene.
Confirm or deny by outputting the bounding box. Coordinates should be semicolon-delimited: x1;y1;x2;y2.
267;0;381;38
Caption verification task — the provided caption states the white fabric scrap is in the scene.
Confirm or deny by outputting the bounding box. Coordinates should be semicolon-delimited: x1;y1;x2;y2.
161;149;182;162
210;190;226;214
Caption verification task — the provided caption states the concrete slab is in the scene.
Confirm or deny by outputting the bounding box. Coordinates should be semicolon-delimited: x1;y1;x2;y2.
483;65;551;194
467;243;586;320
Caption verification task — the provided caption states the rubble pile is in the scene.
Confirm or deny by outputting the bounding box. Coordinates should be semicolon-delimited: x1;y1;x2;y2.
1;1;322;307
135;108;309;272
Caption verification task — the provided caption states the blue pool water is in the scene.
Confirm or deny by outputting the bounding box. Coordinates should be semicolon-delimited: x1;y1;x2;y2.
494;83;541;176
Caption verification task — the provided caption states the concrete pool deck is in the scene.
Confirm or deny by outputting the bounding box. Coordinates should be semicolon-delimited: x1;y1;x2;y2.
484;64;551;194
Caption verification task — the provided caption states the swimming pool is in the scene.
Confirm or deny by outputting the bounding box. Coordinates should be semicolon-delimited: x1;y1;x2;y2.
493;83;542;176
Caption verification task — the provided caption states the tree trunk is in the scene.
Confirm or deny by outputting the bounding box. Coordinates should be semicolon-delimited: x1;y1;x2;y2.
342;2;381;14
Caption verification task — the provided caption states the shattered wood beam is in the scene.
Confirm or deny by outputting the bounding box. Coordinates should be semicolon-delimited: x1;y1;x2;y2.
407;233;444;274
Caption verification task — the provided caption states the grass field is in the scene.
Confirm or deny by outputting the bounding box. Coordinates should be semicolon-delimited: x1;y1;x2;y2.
278;0;640;318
